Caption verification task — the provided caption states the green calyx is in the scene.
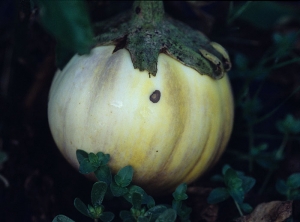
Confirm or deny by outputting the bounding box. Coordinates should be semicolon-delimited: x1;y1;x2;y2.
94;1;231;79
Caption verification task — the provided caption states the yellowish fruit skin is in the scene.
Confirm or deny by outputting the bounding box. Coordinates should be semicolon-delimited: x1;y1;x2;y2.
48;46;234;194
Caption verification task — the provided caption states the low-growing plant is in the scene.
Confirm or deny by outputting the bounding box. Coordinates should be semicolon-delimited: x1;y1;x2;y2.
53;150;191;222
207;165;256;216
276;173;300;200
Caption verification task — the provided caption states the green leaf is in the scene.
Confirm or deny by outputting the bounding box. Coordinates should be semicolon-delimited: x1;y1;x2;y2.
172;199;182;212
172;183;188;201
250;143;268;156
123;185;152;206
95;165;112;185
99;212;115;222
78;158;96;174
110;181;128;197
97;152;110;166
287;173;300;189
144;205;168;220
120;210;135;221
137;215;151;222
177;204;192;221
173;184;188;201
76;150;88;163
229;187;244;204
155;208;177;222
52;215;75;222
132;192;142;210
74;198;90;217
240;203;253;213
276;114;300;134
91;182;107;207
289;190;300;200
145;195;155;209
207;187;230;204
114;166;134;187
224;168;244;204
276;179;288;195
222;164;232;175
36;0;95;68
241;176;256;193
255;152;279;170
224;168;243;189
89;153;101;168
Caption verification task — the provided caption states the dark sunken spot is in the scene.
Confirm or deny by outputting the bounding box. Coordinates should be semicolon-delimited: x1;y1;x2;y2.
150;90;161;103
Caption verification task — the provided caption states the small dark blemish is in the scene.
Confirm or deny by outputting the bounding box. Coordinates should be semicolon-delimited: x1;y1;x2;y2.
135;6;141;14
156;150;158;152
150;90;161;103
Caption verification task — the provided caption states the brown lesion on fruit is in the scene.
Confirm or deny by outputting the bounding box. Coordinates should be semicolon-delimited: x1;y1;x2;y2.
150;90;161;103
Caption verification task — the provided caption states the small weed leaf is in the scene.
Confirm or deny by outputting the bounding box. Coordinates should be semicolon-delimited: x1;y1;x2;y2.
177;204;192;221
99;212;115;222
74;198;90;217
95;165;112;185
144;205;168;220
276;114;300;134
78;158;96;174
224;168;243;190
276;179;288;195
132;192;142;210
76;150;88;163
224;168;244;204
97;152;110;166
115;166;134;187
229;186;244;204
250;143;268;156
222;164;232;175
255;152;279;170
120;210;135;221
123;185;154;207
287;173;300;189
290;191;300;200
240;203;253;213
52;215;75;222
87;204;95;214
241;176;256;193
145;195;155;209
87;204;103;218
89;153;101;168
110;180;128;197
137;216;151;222
207;187;230;204
172;199;182;212
155;208;177;222
172;183;188;201
91;182;107;207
